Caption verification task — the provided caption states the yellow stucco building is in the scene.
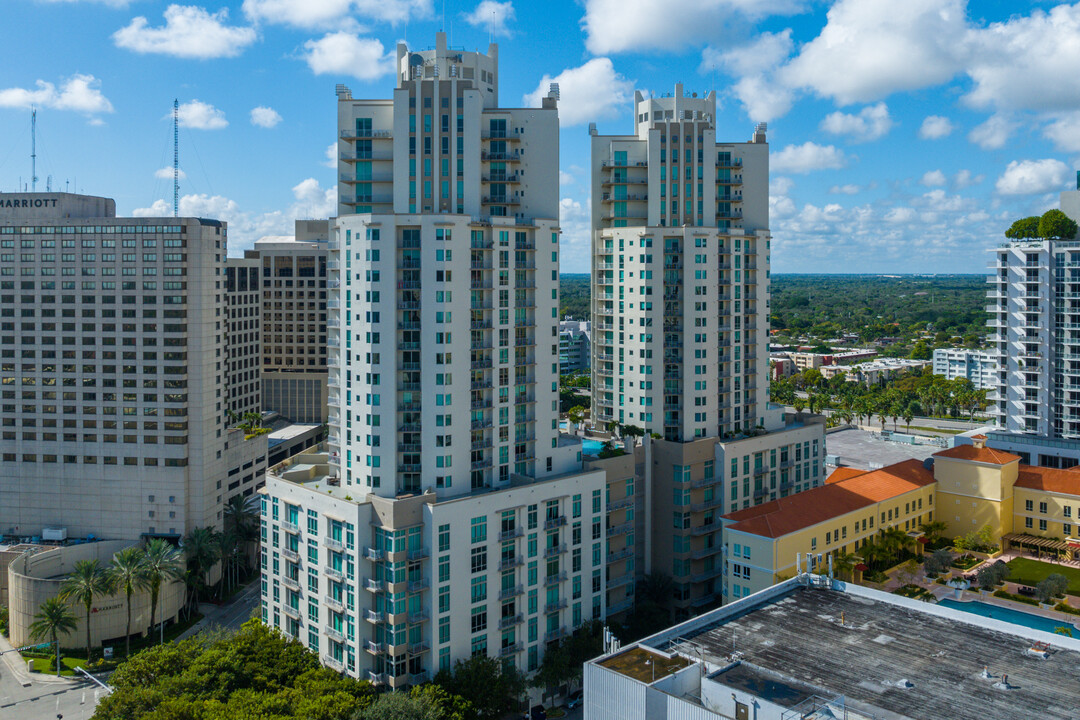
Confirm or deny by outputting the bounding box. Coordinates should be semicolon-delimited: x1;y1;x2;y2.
722;436;1080;598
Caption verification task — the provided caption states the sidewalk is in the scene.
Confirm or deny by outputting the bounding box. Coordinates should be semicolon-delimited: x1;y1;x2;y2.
175;579;260;642
0;631;72;687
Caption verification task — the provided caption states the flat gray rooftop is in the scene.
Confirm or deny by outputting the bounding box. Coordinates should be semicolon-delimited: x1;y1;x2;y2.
675;587;1080;720
825;427;939;469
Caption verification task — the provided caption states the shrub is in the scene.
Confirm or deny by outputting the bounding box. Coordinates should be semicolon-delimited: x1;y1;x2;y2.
993;589;1040;606
1056;602;1080;616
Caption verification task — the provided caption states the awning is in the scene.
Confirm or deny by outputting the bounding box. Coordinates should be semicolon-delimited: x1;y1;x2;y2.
1002;533;1070;551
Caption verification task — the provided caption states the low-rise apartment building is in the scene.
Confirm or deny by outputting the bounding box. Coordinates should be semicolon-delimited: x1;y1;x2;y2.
932;347;997;389
722;436;1080;597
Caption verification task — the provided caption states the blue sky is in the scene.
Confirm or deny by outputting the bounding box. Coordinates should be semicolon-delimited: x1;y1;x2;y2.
3;0;1080;273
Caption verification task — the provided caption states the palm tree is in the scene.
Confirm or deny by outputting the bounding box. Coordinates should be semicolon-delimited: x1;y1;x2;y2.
143;538;184;643
903;403;915;433
880;527;913;565
832;552;858;582
183;526;222;602
224;494;260;580
918;520;949;545
108;547;148;658
59;559;114;664
29;597;78;675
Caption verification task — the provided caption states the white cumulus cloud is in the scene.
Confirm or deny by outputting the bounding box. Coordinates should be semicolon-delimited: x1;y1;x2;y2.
242;0;430;27
463;0;515;37
523;58;633;127
968;114;1014;149
302;32;394;81
324;142;338;168
1042;111;1080;153
920;170;946;186
918;115;953;139
770;142;847;174
995;159;1070;195
250;106;282;128
113;5;256;59
780;0;966;105
0;74;113;117
177;100;228;130
703;30;794;121
582;0;804;55
954;169;983;188
154;167;187;179
829;184;861;195
558;197;591;272
820;102;893;143
132;178;336;252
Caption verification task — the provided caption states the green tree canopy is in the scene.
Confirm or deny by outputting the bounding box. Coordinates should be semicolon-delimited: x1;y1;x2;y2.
93;620;381;720
1004;216;1040;239
1037;209;1079;240
433;654;527;720
354;685;472;720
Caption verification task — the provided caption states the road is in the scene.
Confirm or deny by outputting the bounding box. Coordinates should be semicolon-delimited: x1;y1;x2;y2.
176;577;261;642
0;661;106;720
784;403;987;433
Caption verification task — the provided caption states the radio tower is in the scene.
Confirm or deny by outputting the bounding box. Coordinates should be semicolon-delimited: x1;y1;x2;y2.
31;108;38;193
173;99;179;218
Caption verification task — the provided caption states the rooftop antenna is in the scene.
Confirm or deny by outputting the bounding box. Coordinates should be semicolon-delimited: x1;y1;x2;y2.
173;99;179;218
31;107;38;192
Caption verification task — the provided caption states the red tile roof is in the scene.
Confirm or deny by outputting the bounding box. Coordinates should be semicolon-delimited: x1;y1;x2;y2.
721;459;936;539
1015;465;1080;497
825;467;867;484
933;444;1021;465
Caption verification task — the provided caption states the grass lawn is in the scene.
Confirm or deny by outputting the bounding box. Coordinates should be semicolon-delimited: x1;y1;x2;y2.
1006;557;1080;595
29;655;88;676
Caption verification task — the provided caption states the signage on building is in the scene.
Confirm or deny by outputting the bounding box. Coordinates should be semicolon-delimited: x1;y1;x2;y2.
90;603;123;614
0;197;59;209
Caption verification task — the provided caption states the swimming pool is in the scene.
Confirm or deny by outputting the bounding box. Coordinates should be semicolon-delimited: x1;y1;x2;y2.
582;439;603;455
937;598;1077;635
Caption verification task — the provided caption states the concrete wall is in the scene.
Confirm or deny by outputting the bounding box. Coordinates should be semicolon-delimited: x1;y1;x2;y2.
934;456;1016;539
7;541;184;648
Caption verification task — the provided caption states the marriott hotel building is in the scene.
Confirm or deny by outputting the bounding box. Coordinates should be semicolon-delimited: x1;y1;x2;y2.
0;192;265;542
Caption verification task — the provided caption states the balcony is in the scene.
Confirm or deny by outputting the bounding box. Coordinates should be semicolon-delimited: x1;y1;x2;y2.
364;609;385;624
691;497;725;513
323;655;345;673
607;598;634;616
607;548;633;564
408;670;430;685
408;577;430;592
690;545;722;561
364;578;384;593
544;515;567;530
408;547;430;561
498;555;524;572
538;568;569;590
545;626;568;642
607;496;634;511
325;567;344;581
282;576;300;591
323;536;344;552
499;527;524;542
544;543;568;558
281;521;300;535
607;572;634;590
500;642;524;657
368;671;387;685
325;595;344;612
283;548;300;562
408;610;428;624
545;599;568;614
499;584;524;600
606;521;633;537
364;640;385;655
325;626;346;643
408;641;431;655
690;566;724;584
500;613;524;629
283;604;301;619
691;520;724;537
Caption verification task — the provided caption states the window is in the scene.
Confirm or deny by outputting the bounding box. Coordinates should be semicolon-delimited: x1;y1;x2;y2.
471;516;487;543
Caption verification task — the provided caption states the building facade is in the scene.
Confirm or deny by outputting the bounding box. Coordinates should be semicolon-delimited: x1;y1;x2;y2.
260;34;616;693
245;223;330;423
0;193;265;541
986;191;1080;438
559;319;590;373
225;257;263;418
932;347;997;389
588;88;770;441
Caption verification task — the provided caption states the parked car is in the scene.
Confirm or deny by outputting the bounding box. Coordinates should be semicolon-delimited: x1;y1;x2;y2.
530;705;547;720
566;689;584;708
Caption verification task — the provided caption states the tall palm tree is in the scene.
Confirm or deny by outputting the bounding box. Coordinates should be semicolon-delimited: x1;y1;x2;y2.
29;597;78;676
918;520;949;544
59;559;114;663
108;547;148;658
224;494;260;579
143;538;184;643
183;526;222;602
880;526;913;564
